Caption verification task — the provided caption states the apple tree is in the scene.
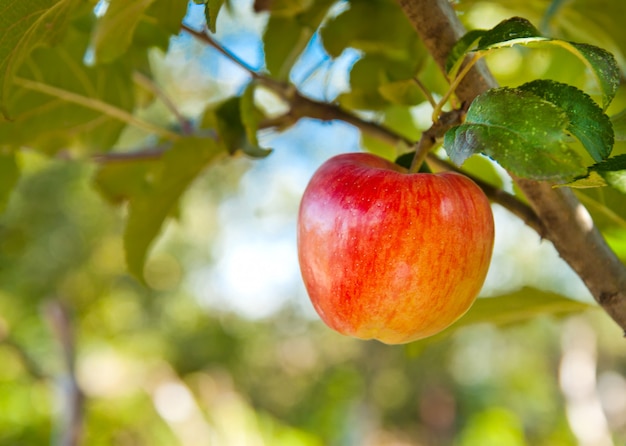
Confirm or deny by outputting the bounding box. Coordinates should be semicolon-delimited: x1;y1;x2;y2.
2;0;626;443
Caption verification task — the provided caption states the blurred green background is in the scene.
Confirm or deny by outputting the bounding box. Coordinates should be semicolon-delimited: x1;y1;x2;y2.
2;0;626;445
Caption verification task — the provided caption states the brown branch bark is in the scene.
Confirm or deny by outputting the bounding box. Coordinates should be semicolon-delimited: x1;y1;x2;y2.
397;0;626;333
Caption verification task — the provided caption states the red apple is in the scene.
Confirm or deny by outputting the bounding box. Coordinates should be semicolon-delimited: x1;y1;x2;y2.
297;152;495;344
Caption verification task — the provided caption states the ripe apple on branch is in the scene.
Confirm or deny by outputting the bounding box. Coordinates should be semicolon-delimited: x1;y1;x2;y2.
297;152;495;344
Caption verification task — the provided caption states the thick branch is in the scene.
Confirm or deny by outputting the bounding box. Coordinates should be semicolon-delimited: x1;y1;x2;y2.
397;0;626;332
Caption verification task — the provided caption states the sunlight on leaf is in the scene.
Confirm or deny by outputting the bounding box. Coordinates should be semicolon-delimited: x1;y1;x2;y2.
457;288;592;328
91;0;155;64
450;17;620;110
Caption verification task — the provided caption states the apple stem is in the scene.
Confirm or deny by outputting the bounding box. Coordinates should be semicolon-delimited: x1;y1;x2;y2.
409;109;466;173
409;133;434;173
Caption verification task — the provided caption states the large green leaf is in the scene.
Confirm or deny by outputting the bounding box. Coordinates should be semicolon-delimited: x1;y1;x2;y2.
517;80;613;162
0;0;82;118
444;88;587;182
123;136;224;280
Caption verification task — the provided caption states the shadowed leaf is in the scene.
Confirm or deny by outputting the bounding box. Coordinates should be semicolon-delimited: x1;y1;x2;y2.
124;137;224;281
0;0;81;118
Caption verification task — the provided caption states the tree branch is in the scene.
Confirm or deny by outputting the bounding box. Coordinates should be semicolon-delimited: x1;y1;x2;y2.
182;22;542;244
397;0;626;333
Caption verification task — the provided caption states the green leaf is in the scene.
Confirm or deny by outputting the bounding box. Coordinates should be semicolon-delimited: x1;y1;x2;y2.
263;16;309;81
91;0;155;64
378;79;425;106
444;88;587;182
91;0;186;63
262;0;335;81
240;83;273;157
200;95;270;157
320;0;420;60
257;0;313;16
455;288;592;328
567;42;620;109
0;150;20;214
409;287;593;347
338;54;423;110
563;171;607;189
445;29;486;76
517;80;613;162
93;156;156;205
611;109;626;141
124;137;224;280
475;17;545;50
0;0;81;118
146;0;188;36
206;0;226;33
590;154;626;194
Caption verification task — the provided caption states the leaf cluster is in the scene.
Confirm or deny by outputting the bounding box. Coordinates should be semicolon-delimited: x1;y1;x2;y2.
444;17;624;186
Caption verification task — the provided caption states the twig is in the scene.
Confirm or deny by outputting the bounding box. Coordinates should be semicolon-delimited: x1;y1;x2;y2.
409;109;464;172
13;77;180;141
132;71;193;135
432;53;481;122
44;300;84;446
181;24;261;78
413;77;437;108
92;145;169;163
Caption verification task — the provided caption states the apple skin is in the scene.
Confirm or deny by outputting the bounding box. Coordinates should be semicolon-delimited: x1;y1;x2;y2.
297;152;495;344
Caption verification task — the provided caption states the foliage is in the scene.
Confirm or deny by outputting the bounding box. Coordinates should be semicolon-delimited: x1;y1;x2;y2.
2;0;626;444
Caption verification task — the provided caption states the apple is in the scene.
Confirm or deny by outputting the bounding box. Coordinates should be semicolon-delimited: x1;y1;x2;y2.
297;152;494;344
